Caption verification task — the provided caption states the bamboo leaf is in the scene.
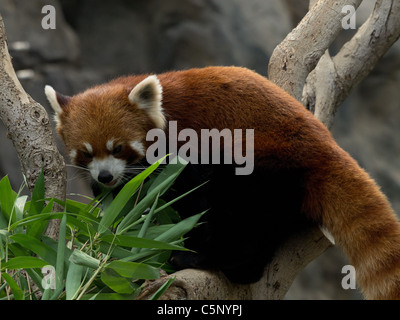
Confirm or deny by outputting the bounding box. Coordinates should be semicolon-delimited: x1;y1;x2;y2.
149;276;175;300
146;157;187;196
2;256;48;270
100;234;188;251
106;260;160;280
154;181;208;214
1;272;24;300
26;199;54;239
28;169;45;216
69;249;100;269
82;292;137;300
10;234;57;266
55;214;67;292
116;168;183;234
0;176;17;222
98;159;163;234
155;211;205;243
101;268;135;294
65;263;84;300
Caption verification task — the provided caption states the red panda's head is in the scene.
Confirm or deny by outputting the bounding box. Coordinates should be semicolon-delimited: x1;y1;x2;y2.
45;75;165;188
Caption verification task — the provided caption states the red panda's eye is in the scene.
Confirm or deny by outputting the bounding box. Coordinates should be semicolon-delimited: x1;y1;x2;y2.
113;145;122;155
82;151;93;159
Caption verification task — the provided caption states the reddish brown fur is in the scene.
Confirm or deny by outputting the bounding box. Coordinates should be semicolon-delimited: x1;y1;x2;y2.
56;78;155;164
54;66;400;299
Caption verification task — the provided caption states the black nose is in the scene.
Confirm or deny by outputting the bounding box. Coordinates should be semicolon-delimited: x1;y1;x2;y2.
98;170;114;184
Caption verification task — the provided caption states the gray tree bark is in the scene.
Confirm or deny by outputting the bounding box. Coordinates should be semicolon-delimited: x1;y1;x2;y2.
0;15;66;239
303;0;400;129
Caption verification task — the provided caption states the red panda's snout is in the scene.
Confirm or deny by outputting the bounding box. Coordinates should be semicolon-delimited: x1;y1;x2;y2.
98;170;115;185
87;155;126;188
69;139;147;189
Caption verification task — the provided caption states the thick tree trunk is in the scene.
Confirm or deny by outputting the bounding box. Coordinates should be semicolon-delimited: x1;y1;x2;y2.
0;15;66;239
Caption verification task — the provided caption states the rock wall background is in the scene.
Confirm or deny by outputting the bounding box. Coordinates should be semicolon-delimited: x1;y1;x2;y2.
0;0;399;300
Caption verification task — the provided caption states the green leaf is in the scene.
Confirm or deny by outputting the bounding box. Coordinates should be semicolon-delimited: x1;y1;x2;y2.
69;249;100;269
55;214;67;292
65;263;84;300
155;211;205;243
0;176;17;222
26;199;54;239
1;272;24;300
146;158;187;196
100;234;188;251
66;198;101;217
136;192;159;241
2;256;48;270
98;159;163;234
13;196;27;226
125;224;175;239
24;268;46;292
16;272;30;297
116;165;184;234
65;215;99;237
0;236;4;260
41;287;52;300
106;260;160;280
101;268;135;294
149;276;175;300
10;234;57;266
28;170;45;216
0;209;8;229
130;193;160;255
82;292;137;300
154;181;208;215
9;211;56;232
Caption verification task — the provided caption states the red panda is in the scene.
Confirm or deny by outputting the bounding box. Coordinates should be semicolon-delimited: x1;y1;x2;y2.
45;66;400;299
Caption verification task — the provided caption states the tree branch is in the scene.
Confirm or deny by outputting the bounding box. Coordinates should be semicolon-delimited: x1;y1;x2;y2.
0;14;66;239
303;0;400;129
268;0;363;100
137;224;331;300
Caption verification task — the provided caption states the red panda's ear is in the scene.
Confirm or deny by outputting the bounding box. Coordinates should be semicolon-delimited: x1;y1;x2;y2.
128;75;165;129
44;85;71;115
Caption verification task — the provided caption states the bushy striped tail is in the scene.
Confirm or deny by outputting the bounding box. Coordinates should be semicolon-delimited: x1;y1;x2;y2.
304;149;400;299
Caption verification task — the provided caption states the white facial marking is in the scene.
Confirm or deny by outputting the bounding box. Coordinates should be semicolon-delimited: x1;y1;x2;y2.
83;142;93;154
130;141;145;157
106;139;115;152
69;149;77;164
88;155;126;186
